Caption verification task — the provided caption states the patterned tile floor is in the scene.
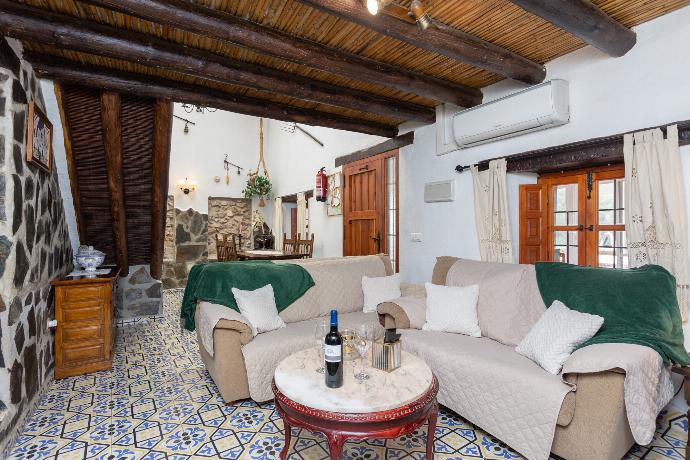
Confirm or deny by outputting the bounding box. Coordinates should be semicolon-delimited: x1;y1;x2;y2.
7;290;688;459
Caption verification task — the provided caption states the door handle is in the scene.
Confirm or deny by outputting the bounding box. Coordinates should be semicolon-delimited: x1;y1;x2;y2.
371;232;381;252
578;225;594;231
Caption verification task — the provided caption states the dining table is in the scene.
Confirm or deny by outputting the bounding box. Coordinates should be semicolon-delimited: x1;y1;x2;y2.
236;249;308;261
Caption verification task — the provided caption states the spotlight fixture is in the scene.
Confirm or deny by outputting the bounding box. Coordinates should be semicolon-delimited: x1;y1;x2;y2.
366;0;391;15
410;0;431;30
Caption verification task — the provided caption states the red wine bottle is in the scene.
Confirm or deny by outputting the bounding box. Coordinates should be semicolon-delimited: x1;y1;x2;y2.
324;309;343;388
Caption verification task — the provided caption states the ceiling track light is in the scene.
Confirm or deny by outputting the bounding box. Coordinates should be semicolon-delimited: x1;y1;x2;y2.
366;0;392;15
410;0;432;30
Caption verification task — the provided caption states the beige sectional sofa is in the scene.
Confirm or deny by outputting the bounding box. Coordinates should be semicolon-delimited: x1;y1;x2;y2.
195;255;635;460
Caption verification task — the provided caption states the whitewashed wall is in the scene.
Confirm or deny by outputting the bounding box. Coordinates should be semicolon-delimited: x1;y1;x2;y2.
399;5;690;284
262;121;384;258
168;107;262;213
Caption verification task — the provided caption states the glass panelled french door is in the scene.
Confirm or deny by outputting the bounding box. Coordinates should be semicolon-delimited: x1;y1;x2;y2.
541;165;627;268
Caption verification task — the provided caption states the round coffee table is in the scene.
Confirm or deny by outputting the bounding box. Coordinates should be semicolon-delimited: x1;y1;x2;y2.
273;347;438;459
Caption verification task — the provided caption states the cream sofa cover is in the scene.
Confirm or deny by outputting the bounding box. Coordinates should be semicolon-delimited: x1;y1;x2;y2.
379;257;636;460
196;255;392;403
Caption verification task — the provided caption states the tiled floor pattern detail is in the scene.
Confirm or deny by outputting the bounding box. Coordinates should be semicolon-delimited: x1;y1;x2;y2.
8;289;688;459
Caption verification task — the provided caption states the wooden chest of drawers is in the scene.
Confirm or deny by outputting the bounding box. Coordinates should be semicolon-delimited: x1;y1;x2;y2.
52;268;119;379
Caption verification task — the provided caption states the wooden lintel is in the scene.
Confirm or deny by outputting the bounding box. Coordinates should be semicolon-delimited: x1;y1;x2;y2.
54;83;85;245
27;53;398;138
79;0;481;107
100;92;129;276
0;0;433;123
335;132;414;167
150;99;173;280
298;0;546;84
457;120;690;174
509;0;636;57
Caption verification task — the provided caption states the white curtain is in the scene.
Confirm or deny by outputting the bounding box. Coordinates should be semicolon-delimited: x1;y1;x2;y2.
274;197;283;250
296;192;308;238
624;124;690;320
471;158;514;263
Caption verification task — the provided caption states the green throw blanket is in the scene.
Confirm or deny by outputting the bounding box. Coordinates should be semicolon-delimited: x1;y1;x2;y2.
535;262;690;366
180;261;315;331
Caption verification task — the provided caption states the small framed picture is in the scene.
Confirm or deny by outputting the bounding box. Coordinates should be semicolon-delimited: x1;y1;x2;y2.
26;99;53;172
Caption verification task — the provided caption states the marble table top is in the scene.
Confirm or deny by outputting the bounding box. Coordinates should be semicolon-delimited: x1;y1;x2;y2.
274;347;433;413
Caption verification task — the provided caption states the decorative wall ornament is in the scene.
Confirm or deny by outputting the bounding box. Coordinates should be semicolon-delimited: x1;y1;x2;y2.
178;177;197;195
180;103;217;114
624;124;690;320
26;100;52;172
470;159;514;263
327;172;343;216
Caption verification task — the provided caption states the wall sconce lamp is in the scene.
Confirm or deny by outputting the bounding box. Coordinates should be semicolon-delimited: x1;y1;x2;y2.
178;177;197;195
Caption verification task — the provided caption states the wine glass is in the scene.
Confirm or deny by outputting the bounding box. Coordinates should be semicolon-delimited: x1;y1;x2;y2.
353;336;371;383
314;320;329;374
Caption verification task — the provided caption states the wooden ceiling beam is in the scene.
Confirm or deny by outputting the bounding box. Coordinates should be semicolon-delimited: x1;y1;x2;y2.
79;0;481;107
297;0;546;84
26;52;399;138
509;0;636;57
150;99;172;280
100;92;129;276
0;0;433;123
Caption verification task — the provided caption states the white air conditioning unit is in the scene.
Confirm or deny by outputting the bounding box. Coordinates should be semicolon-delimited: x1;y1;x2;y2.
452;79;570;149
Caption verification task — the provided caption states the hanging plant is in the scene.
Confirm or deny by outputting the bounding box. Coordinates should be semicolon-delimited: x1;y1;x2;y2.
243;174;272;207
243;117;272;207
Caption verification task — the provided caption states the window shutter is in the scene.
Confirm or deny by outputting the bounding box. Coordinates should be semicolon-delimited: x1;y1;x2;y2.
519;184;547;264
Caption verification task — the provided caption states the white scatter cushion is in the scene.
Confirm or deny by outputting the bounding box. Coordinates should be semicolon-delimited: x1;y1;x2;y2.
362;273;402;313
516;300;604;375
231;284;286;337
422;282;481;337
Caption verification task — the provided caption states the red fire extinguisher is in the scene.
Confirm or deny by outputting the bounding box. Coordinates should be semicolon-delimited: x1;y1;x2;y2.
315;167;328;202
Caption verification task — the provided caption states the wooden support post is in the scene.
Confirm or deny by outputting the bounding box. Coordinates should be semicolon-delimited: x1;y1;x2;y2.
150;99;172;280
54;83;86;244
100;92;129;276
27;53;398;138
0;0;433;123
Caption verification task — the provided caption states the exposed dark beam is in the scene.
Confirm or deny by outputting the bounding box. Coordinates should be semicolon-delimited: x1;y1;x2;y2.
54;83;86;244
297;0;546;84
510;0;636;57
335;131;414;167
79;0;481;107
100;92;129;276
27;52;399;138
0;0;433;123
150;99;172;280
456;120;690;174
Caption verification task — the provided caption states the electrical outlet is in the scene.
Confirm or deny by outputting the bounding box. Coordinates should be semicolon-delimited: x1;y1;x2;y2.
410;233;423;242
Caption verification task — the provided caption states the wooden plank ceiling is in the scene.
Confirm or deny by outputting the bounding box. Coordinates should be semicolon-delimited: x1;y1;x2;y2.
2;0;688;137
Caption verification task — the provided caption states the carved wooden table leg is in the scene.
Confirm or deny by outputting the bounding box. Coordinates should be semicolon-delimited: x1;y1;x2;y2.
327;433;346;459
281;419;292;460
426;402;439;459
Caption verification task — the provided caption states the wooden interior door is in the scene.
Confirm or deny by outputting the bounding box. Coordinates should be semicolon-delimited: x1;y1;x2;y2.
343;156;385;257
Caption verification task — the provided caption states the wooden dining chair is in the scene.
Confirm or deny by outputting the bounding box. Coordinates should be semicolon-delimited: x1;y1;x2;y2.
296;234;315;258
283;233;298;255
216;234;239;262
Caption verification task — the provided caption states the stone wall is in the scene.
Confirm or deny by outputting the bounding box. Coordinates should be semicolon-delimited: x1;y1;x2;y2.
0;39;73;454
161;196;253;288
116;264;162;318
161;196;209;288
207;197;252;259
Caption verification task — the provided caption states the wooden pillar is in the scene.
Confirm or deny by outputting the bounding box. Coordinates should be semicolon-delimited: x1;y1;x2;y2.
149;99;173;280
100;92;129;276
